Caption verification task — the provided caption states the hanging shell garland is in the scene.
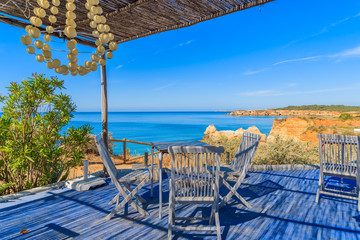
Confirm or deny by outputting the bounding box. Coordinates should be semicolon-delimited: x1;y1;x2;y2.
21;0;118;76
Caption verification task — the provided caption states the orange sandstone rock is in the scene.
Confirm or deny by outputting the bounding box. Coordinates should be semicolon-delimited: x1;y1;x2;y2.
204;125;267;142
268;118;360;144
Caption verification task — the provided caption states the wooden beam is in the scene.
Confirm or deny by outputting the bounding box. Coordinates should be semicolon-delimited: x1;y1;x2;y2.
101;54;108;176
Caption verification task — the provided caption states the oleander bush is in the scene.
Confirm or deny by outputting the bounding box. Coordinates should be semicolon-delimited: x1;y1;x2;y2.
0;74;93;195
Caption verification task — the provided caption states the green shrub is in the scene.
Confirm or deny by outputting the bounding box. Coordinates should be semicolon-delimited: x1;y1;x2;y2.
339;113;353;121
203;135;319;165
253;136;318;165
203;136;241;163
306;125;326;133
0;74;93;195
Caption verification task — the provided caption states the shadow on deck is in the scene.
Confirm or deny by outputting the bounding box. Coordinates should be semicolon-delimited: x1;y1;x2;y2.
1;169;360;240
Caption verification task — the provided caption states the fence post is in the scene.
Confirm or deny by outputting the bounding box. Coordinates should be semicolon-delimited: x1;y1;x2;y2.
144;152;148;166
123;138;126;163
226;152;230;165
83;160;89;181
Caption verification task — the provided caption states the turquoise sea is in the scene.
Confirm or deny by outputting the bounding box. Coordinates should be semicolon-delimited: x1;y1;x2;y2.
70;112;284;155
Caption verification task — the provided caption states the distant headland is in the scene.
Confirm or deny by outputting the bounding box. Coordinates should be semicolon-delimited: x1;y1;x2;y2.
228;105;360;117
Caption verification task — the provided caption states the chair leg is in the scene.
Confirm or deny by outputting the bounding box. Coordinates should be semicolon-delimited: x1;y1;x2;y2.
168;225;172;240
168;179;175;240
109;192;121;205
123;181;147;204
168;207;174;240
220;177;251;209
106;178;150;220
215;211;221;240
315;174;323;203
209;200;217;225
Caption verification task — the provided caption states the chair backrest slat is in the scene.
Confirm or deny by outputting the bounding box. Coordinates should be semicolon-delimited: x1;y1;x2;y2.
230;132;261;172
169;146;224;199
95;134;118;181
318;134;360;175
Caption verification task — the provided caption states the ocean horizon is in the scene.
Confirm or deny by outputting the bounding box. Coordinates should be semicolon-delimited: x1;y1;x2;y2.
69;111;285;155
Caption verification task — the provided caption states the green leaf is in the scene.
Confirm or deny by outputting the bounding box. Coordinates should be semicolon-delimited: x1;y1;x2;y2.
0;183;15;192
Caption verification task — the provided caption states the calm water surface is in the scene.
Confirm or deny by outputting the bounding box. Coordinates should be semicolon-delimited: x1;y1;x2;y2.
69;112;284;155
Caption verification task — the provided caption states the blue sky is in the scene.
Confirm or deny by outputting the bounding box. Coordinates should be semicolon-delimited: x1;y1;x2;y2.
0;0;360;111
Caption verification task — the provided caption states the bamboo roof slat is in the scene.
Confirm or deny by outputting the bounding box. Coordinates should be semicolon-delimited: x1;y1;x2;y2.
0;0;275;48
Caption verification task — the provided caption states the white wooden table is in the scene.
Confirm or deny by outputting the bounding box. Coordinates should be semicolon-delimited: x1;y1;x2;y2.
150;141;213;219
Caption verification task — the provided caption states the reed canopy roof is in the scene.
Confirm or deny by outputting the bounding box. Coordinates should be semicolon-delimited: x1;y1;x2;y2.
0;0;274;48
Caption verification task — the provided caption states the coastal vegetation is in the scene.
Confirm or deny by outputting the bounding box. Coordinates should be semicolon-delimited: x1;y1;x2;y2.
203;135;319;165
338;113;355;121
275;105;360;112
229;105;360;118
0;74;92;195
253;136;318;165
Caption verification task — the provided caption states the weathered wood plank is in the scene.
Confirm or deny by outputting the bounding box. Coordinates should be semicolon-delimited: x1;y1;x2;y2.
2;169;360;240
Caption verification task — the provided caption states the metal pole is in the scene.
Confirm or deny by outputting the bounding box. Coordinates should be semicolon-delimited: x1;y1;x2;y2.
101;55;108;177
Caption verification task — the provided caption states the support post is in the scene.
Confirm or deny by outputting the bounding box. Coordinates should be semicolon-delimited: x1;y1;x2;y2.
101;55;108;177
144;152;148;166
123;138;126;163
83;160;89;181
226;152;230;165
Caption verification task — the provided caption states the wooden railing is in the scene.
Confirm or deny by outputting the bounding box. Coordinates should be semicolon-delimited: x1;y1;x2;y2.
110;138;156;164
90;137;231;165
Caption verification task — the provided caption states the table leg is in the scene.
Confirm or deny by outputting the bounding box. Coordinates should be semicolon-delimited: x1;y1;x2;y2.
159;152;163;219
151;147;154;198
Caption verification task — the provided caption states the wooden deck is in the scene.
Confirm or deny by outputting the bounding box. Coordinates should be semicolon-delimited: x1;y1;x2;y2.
1;169;360;239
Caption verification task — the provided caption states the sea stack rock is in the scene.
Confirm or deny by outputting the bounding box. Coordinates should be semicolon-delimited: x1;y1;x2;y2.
204;125;267;142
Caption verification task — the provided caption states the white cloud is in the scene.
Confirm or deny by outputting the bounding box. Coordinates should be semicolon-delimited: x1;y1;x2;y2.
273;56;322;66
179;40;194;47
239;87;351;97
153;82;176;91
116;65;123;69
243;68;270;76
331;17;351;27
287;83;297;87
284;12;360;48
240;90;279;97
330;45;360;58
243;44;360;76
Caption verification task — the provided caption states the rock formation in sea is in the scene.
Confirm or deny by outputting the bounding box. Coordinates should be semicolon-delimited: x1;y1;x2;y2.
203;124;267;142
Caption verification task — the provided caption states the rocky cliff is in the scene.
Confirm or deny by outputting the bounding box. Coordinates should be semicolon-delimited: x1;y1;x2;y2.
203;125;267;142
229;109;342;117
268;118;360;144
204;118;360;146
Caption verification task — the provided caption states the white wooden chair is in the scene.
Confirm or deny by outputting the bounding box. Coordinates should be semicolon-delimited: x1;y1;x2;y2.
94;134;150;220
219;132;261;209
168;146;224;240
316;134;360;210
